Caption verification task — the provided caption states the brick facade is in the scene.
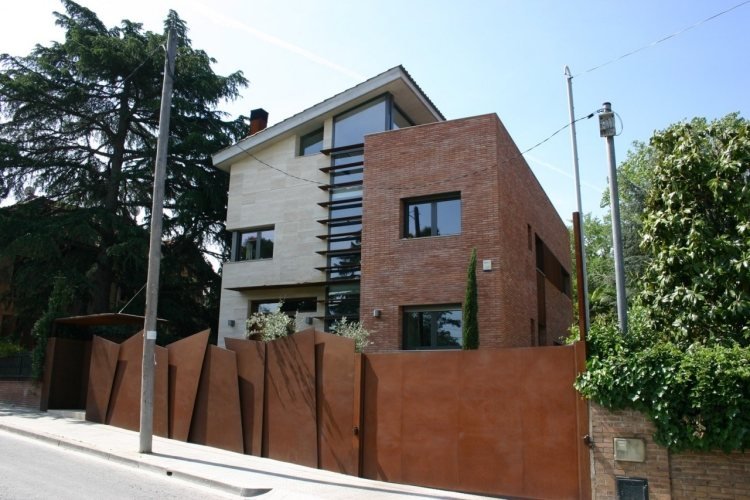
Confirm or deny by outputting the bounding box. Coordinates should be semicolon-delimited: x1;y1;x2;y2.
360;114;572;351
0;379;41;410
591;403;750;499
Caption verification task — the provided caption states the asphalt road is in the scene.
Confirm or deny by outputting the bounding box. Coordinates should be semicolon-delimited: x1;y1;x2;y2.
0;431;231;500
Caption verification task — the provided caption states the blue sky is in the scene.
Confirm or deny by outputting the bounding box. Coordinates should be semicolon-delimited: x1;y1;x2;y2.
2;1;748;221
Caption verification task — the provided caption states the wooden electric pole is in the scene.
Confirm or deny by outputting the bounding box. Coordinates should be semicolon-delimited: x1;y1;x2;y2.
139;27;177;454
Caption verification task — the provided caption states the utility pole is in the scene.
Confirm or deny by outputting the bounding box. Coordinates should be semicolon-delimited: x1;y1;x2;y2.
564;66;590;334
598;102;628;334
139;27;177;454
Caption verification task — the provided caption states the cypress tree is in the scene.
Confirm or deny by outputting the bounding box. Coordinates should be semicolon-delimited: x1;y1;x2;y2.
462;248;479;349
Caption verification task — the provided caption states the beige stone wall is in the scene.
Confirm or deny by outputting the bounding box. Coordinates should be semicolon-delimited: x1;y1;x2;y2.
218;129;332;346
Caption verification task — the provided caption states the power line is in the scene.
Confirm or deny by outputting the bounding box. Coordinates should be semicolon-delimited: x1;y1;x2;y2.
574;0;750;78
225;112;596;191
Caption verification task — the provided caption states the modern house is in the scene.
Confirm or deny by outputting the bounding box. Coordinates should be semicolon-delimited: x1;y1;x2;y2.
213;66;572;351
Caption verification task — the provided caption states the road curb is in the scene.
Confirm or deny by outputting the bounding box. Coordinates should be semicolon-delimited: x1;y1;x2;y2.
0;422;271;498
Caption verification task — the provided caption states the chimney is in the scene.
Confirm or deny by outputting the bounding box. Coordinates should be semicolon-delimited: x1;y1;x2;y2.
249;108;269;135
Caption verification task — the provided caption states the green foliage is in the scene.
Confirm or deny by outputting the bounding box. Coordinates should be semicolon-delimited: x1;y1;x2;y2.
331;317;371;353
578;113;750;452
245;303;294;342
462;248;479;350
577;309;750;451
0;338;24;357
30;276;74;379
0;1;248;338
638;114;750;345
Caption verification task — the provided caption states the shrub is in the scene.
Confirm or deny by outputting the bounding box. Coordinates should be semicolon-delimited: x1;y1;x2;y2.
245;302;294;342
331;317;371;353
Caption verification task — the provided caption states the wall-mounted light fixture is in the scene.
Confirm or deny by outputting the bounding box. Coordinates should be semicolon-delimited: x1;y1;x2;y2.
227;319;236;327
373;309;382;318
305;316;313;325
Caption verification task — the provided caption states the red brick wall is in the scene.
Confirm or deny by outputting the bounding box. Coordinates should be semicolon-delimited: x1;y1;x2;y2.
360;114;572;351
591;403;750;499
0;380;41;410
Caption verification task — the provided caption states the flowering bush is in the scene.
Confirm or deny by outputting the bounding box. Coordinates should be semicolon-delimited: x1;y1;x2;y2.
331;317;371;353
245;302;294;342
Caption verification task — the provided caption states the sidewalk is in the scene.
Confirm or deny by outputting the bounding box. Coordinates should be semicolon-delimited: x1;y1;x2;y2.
0;405;492;499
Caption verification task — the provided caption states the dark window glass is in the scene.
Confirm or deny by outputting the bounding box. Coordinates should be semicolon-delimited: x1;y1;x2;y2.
331;185;362;201
236;227;274;261
328;236;361;251
332;151;363;166
404;195;461;238
333;98;388;148
326;283;360;329
330;204;362;220
332;166;363;185
403;307;462;349
330;222;362;235
299;128;324;156
251;297;317;315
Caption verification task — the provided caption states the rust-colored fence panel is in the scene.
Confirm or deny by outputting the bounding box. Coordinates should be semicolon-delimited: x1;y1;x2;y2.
264;330;317;467
167;330;209;441
224;337;265;456
105;332;168;437
41;337;91;411
315;332;356;475
188;345;243;453
85;336;119;423
361;345;586;499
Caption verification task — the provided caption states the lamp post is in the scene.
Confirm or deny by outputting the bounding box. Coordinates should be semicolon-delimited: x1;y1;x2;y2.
599;102;628;334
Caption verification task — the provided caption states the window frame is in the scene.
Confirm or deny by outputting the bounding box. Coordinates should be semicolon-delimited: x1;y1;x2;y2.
234;226;275;262
298;127;324;156
402;305;463;350
403;192;461;239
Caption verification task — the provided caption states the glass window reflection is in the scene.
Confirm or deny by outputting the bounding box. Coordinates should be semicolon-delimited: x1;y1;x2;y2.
403;307;462;349
333;98;388;148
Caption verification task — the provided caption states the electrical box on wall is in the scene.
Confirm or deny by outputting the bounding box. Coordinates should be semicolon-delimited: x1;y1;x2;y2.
614;437;646;462
482;259;492;272
616;477;648;500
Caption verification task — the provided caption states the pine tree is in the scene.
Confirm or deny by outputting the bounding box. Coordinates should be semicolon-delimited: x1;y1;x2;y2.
462;248;479;349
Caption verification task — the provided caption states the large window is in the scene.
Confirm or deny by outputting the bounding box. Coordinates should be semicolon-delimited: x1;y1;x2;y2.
251;297;316;315
333;97;388;148
235;227;274;261
299;128;323;156
403;306;462;350
404;194;461;238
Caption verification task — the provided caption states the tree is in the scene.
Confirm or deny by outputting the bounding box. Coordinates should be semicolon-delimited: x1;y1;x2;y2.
0;1;248;337
638;114;750;345
577;113;750;451
462;248;478;349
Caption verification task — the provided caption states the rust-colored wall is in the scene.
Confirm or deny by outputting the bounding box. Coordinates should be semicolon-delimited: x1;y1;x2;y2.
315;332;356;475
225;337;265;456
361;115;572;352
264;330;318;467
167;330;208;441
105;332;168;437
42;337;91;410
188;345;243;453
361;345;587;498
85;336;119;423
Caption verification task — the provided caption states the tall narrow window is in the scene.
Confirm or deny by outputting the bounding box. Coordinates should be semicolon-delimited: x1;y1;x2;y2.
404;194;461;238
235;227;274;261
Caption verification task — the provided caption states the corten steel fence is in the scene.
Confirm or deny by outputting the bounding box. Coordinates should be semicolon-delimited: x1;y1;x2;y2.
47;329;590;499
